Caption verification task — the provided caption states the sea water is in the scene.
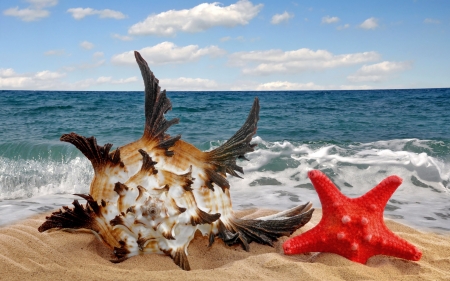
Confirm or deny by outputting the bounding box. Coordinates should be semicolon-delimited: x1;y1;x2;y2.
1;89;449;232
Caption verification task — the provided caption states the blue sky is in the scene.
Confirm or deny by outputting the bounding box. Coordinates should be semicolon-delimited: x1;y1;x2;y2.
0;0;448;91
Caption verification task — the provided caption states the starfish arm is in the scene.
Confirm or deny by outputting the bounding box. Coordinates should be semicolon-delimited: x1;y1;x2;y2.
375;228;422;261
357;175;402;208
283;225;327;255
308;170;346;209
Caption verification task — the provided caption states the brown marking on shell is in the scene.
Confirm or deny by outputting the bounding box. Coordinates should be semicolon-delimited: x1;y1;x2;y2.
134;219;146;226
74;194;100;215
113;240;131;261
115;182;135;213
161;221;176;240
190;207;221;226
138;149;158;174
136;185;147;201
126;206;135;214
114;182;128;195
116;140;154;169
170;198;186;214
160;170;193;192
161;140;208;172
151;184;169;195
142;240;160;253
137;236;151;251
110;215;125;227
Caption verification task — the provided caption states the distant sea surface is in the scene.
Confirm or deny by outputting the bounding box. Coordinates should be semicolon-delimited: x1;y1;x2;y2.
1;89;449;232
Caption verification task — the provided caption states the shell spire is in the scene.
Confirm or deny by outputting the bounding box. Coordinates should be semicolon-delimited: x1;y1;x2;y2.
38;51;314;270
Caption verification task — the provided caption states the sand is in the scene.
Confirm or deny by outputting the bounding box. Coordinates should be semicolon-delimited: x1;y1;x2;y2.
1;209;449;281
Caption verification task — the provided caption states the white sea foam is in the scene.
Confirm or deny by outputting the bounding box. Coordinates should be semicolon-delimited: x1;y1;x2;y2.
229;137;450;232
1;138;449;232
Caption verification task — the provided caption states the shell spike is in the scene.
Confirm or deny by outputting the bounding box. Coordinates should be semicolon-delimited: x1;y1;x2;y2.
38;199;95;232
204;98;260;191
138;149;158;174
60;132;124;172
190;208;221;226
163;248;191;271
134;51;180;153
216;205;313;251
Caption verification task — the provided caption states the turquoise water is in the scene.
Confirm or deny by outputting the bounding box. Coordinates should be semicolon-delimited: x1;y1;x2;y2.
1;89;449;231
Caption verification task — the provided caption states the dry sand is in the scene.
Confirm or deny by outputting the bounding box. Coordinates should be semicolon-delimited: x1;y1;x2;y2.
1;209;449;281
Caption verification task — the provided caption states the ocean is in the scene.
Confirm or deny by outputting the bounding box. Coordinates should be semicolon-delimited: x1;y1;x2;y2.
1;89;449;233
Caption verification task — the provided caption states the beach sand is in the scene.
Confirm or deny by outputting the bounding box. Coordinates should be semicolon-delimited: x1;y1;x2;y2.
1;208;449;281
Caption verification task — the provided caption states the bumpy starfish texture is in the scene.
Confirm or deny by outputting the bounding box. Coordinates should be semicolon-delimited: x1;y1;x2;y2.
283;170;422;264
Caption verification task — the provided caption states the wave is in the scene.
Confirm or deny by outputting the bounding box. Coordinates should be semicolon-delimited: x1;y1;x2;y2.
1;137;449;231
1;138;449;199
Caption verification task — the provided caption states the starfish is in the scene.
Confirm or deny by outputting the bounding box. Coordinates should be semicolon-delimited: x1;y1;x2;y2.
283;170;422;264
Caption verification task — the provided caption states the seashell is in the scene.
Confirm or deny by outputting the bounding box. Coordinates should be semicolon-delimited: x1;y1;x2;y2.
38;51;314;270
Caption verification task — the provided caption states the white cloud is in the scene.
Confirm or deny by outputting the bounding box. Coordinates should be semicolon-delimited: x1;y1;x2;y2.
3;0;57;21
347;61;413;82
220;36;246;42
0;68;66;89
322;16;340;24
257;81;323;90
111;42;226;65
160;77;219;90
360;17;378;30
112;33;133;41
67;7;127;20
337;24;350;30
3;7;50;21
128;0;263;36
271;11;294;24
0;68;17;77
27;0;57;8
229;48;380;75
230;80;373;91
0;67;137;90
80;41;94;50
34;70;65;80
424;18;440;24
44;49;66;56
255;81;373;90
93;52;104;58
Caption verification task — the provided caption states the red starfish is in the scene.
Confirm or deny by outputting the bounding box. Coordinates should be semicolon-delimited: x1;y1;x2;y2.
283;170;422;264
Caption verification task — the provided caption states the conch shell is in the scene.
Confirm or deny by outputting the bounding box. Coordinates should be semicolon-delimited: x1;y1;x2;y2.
39;51;314;270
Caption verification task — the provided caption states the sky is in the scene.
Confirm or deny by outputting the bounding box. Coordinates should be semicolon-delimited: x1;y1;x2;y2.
0;0;449;91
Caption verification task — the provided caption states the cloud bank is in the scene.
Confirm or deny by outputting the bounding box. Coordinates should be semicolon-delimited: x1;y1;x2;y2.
271;11;294;24
229;48;380;75
67;7;127;20
347;61;413;82
3;0;57;21
111;42;226;65
128;0;263;36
